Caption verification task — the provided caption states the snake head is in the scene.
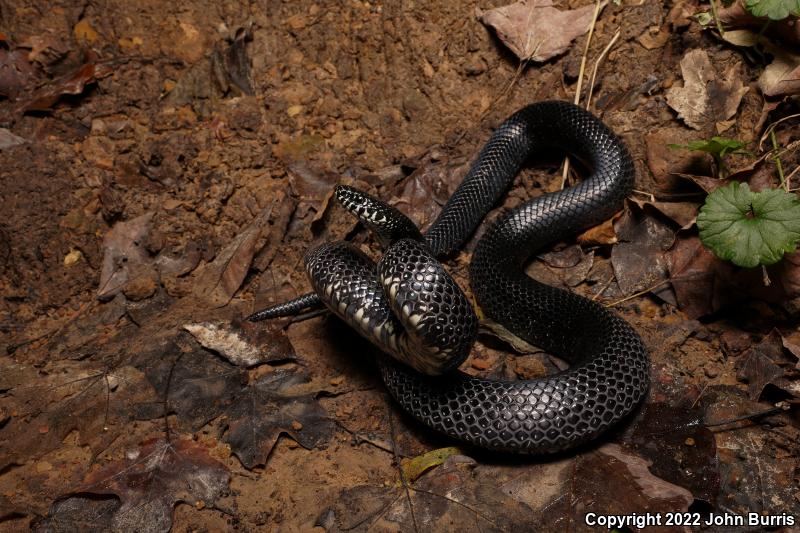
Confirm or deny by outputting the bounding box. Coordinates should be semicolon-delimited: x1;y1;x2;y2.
335;184;425;249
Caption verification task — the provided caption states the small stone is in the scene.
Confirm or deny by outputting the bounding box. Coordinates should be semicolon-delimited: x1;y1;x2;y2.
685;437;695;446
704;366;719;378
63;249;83;267
291;420;303;431
195;500;205;510
329;376;344;386
123;272;158;301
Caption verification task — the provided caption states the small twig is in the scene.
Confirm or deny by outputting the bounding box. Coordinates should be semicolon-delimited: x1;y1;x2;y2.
561;0;608;189
409;488;502;529
333;420;404;456
591;275;615;301
604;278;671;308
705;405;791;428
770;129;788;191
387;402;419;533
709;0;725;35
586;28;621;113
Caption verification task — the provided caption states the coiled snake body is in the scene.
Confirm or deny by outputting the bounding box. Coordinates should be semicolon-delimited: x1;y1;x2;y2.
252;101;649;453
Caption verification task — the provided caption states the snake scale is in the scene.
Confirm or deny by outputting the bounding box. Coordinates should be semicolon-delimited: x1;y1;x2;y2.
251;101;649;453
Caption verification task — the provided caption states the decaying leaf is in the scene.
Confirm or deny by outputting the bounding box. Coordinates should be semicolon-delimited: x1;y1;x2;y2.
183;320;295;367
666;49;749;131
705;387;800;518
759;48;800;97
624;401;719;504
195;195;282;308
576;212;620;246
476;0;595;62
41;439;230;533
666;233;785;318
97;212;155;300
736;329;799;399
0;128;26;150
211;26;254;96
223;368;333;468
331;442;696;532
0;362;156;466
21;62;112;112
391;155;470;232
34;495;119;532
610;206;675;297
0;46;36;99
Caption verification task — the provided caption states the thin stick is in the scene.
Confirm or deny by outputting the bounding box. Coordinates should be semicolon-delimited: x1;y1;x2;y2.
561;0;608;189
387;403;419;533
585;28;621;113
604;278;671;308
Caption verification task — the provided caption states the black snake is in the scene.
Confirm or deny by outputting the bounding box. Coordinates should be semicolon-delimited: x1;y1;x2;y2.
250;101;649;453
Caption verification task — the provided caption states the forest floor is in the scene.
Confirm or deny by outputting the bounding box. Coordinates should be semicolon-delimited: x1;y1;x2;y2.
1;0;799;531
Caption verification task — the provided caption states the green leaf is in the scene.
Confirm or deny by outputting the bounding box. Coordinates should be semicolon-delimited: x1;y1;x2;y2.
697;182;800;268
745;0;800;20
669;137;750;158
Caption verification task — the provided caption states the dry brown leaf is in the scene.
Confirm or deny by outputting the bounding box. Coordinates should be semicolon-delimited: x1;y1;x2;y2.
195;195;282;308
476;0;595;62
576;211;621;246
758;49;800;97
183;320;296;367
0;128;26;150
42;439;230;533
666;49;748;131
97;212;155;300
21;62;112;112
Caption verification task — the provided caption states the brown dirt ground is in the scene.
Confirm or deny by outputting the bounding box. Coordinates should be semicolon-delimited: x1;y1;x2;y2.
1;0;799;532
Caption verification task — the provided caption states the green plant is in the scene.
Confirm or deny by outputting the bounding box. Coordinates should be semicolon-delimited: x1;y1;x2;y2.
697;181;800;267
745;0;800;20
669;137;751;177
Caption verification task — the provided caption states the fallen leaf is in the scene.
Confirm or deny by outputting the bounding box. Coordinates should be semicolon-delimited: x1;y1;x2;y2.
477;0;596;62
17;33;68;66
182;320;296;367
736;329;799;399
527;244;594;288
21;62;112;112
666;49;749;131
705;387;800;517
401;447;464;483
718;0;800;46
0;46;36;99
48;439;230;533
33;495;119;532
576;212;620;246
645;127;712;192
0;128;26;150
211;26;254;96
629;197;699;228
665;232;784;318
611;205;674;297
97;212;155;300
223;368;333;468
623;401;719;504
0;362;155;465
391;155;470;232
758;48;800;97
195;196;281;308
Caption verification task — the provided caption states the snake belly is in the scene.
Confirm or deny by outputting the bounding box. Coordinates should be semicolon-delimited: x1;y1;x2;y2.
375;101;649;453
